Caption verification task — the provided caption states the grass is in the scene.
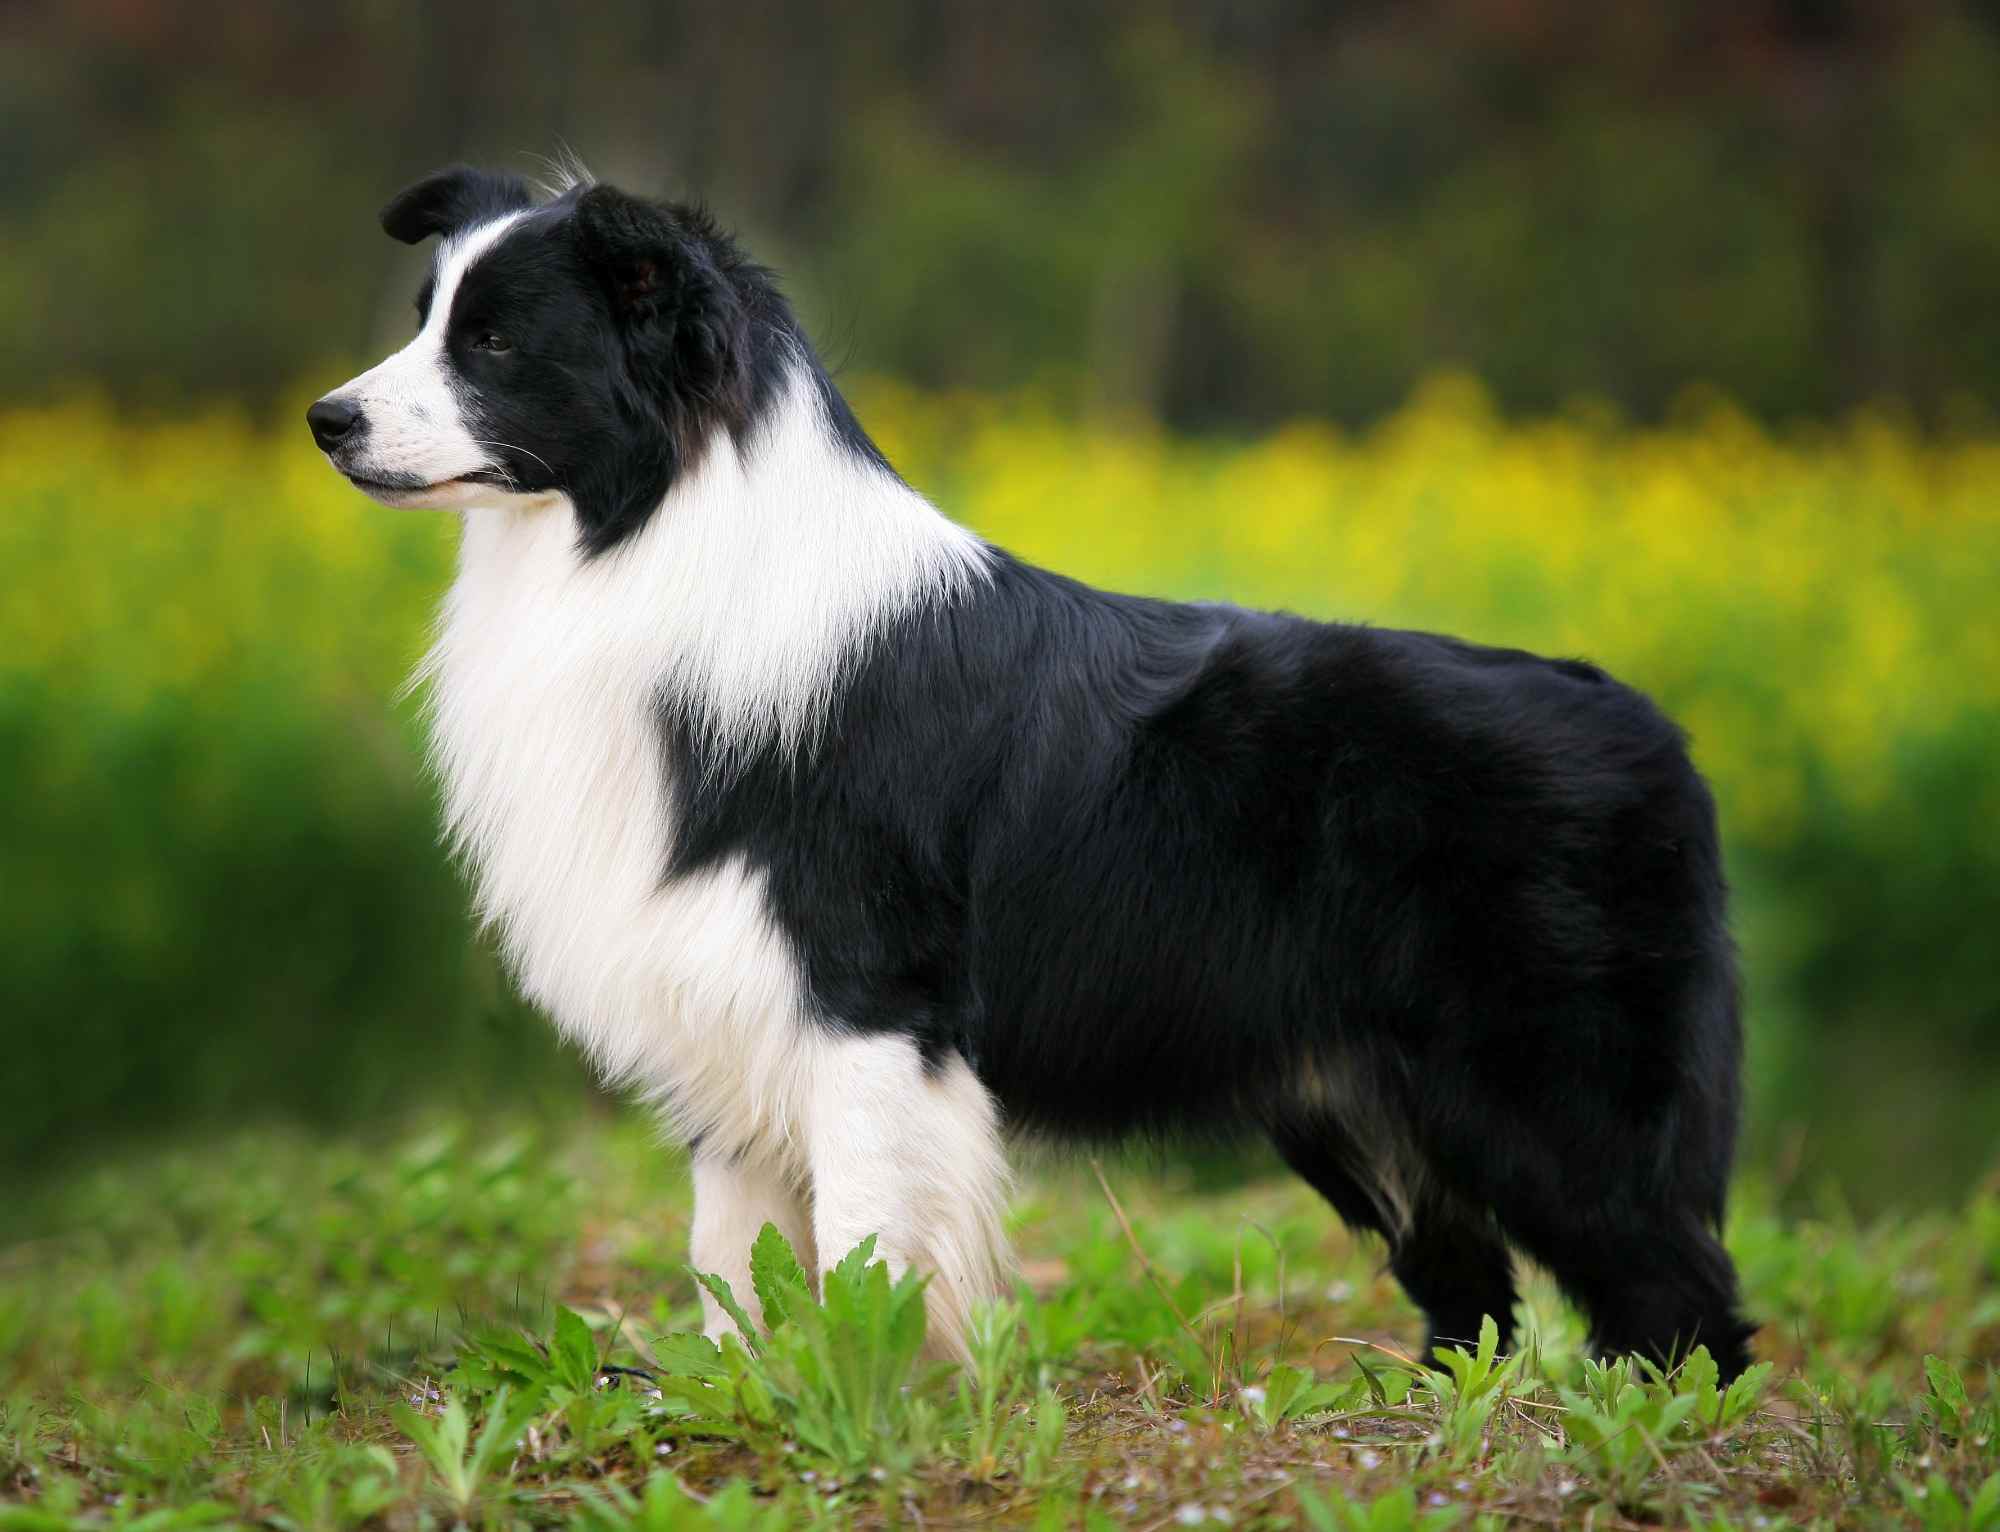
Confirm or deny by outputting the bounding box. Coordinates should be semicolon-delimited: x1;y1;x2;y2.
3;1108;1996;1528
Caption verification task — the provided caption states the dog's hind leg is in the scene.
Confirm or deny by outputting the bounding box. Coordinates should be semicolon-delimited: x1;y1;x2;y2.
1388;1207;1520;1359
1273;1117;1518;1360
1456;983;1754;1379
803;1033;1012;1360
1504;1199;1753;1381
1418;1067;1754;1377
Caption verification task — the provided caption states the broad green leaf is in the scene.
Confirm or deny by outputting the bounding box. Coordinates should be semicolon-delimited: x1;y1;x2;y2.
648;1330;728;1378
1719;1361;1776;1429
690;1268;758;1347
551;1305;601;1393
749;1221;810;1330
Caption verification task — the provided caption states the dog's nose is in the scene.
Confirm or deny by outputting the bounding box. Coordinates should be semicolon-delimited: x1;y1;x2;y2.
306;398;364;451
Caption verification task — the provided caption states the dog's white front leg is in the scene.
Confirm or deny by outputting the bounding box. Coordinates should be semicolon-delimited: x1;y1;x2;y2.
805;1034;1012;1361
688;1148;815;1342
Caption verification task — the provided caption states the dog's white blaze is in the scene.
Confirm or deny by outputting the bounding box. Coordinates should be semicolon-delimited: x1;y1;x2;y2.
328;214;527;487
415;351;1004;1352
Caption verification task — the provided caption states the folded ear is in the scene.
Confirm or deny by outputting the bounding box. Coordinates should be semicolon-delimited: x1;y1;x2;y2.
380;165;534;244
573;185;750;424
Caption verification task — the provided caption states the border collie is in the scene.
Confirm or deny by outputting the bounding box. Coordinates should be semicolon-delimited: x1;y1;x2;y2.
308;164;1754;1378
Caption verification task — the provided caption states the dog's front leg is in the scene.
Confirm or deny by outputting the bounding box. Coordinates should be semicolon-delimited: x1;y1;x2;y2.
805;1033;1012;1362
688;1147;815;1342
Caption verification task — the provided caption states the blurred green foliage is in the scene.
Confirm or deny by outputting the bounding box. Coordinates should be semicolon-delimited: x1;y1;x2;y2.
4;3;2000;428
0;403;582;1175
3;382;1995;1203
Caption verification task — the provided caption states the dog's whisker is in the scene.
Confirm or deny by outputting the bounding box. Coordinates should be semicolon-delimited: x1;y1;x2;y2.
470;439;554;476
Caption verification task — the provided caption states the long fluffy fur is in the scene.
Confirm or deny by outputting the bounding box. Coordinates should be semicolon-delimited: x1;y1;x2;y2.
310;168;1754;1374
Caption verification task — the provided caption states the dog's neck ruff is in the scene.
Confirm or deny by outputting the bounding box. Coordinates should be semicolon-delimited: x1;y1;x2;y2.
420;354;990;793
409;359;986;1142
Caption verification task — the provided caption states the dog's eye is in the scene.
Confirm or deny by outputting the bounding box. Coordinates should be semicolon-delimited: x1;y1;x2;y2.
470;331;511;353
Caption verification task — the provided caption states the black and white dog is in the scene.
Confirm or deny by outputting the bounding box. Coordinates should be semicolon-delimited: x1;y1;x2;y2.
309;165;1753;1377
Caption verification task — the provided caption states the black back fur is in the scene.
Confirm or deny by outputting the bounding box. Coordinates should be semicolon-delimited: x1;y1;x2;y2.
667;559;1754;1374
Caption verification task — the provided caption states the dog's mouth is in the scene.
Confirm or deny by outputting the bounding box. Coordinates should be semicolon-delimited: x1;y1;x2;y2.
342;472;460;507
339;469;509;508
343;470;442;492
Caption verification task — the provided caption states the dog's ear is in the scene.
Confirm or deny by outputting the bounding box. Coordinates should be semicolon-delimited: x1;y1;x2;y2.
380;165;533;245
572;184;750;427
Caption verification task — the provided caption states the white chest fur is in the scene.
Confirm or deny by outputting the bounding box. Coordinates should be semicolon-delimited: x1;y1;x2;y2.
418;500;808;1149
412;373;990;1163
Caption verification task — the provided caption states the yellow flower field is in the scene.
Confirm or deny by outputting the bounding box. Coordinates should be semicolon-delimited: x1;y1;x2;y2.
4;381;1996;1198
859;375;2000;849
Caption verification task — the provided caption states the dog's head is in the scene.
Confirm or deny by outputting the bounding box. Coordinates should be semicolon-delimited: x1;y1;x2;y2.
308;165;771;550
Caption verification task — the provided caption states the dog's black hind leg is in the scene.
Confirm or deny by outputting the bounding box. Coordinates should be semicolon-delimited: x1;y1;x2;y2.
1429;1091;1754;1380
1517;1211;1753;1380
1270;1117;1390;1238
1387;1207;1519;1360
1272;1119;1518;1361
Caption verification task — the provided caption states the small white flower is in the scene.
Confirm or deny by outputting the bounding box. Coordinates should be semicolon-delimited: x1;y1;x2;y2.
655;1442;674;1457
1357;1450;1381;1470
1555;1479;1576;1499
1239;1385;1267;1407
1427;1492;1449;1508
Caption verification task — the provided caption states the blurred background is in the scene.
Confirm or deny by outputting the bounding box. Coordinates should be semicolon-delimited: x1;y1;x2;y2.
3;0;1996;1213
